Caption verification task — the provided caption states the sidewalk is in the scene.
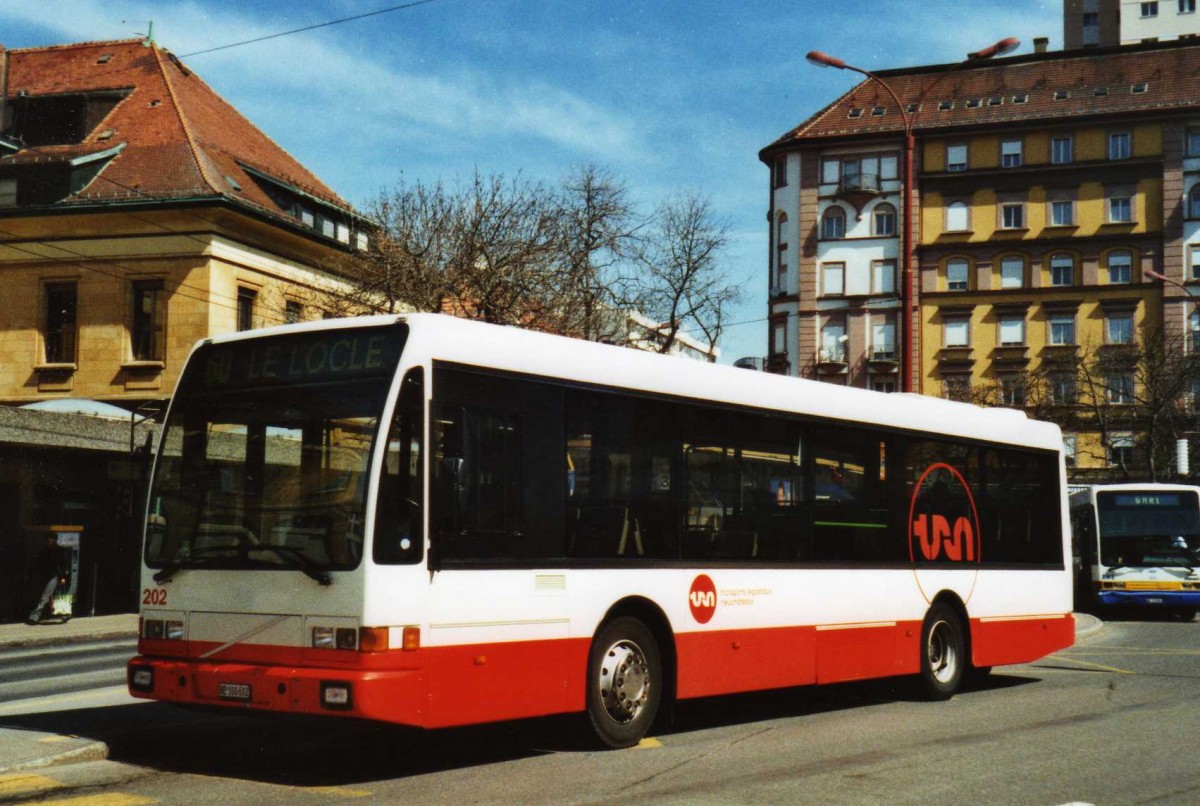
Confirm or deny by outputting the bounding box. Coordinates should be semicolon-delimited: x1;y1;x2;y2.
0;613;138;649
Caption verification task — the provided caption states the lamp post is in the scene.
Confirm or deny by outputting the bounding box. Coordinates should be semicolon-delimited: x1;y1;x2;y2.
806;38;1019;394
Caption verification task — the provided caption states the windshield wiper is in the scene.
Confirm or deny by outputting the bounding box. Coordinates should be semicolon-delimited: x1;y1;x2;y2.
245;545;333;586
152;546;239;584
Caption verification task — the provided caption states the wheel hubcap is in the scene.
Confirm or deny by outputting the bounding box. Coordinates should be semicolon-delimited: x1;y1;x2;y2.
927;619;958;683
598;639;650;724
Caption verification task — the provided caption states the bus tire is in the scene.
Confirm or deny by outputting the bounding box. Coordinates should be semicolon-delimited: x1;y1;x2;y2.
917;603;965;701
586;616;662;749
1174;607;1196;622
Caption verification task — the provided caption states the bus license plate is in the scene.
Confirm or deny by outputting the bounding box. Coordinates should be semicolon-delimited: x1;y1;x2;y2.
218;683;251;701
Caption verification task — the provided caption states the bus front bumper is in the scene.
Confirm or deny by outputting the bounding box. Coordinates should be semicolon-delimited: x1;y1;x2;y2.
1096;590;1200;608
127;656;426;725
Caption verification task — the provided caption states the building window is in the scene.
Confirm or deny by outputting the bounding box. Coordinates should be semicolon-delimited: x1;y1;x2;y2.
946;200;969;232
872;317;896;360
944;316;970;347
131;280;165;361
871;260;896;294
1106;311;1134;344
1108;250;1133;284
821;262;845;296
1051;136;1074;164
1001;256;1025;289
1109;131;1132;160
1000;375;1026;407
873;203;897;237
871;378;897;393
1108;192;1133;223
1052;373;1077;405
285;300;303;324
1063;434;1078;465
1050;254;1075;286
772;320;787;356
1049;312;1076;345
773;157;788;188
820;320;847;363
1108;376;1135;405
1188;185;1200;219
1187;129;1200;156
821;158;839;184
1192;246;1200;281
1142;1;1159;15
946;144;968;172
821;207;846;239
1182;0;1196;12
1050;199;1075;227
943;375;971;402
1109;433;1135;467
1001;139;1023;168
44;282;77;364
237;287;257;332
1001;202;1025;229
999;314;1025;346
946;258;969;291
1083;11;1100;27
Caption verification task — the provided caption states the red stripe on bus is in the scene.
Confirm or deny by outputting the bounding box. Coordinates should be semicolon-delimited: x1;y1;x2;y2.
131;614;1074;728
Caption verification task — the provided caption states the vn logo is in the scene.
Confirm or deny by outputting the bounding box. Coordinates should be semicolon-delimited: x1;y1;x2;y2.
907;463;981;564
689;574;717;623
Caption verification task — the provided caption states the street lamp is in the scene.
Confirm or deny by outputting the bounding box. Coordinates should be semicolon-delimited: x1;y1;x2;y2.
806;38;1020;393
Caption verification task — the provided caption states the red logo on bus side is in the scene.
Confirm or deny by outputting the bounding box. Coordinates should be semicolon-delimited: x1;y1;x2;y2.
908;463;981;564
689;574;717;623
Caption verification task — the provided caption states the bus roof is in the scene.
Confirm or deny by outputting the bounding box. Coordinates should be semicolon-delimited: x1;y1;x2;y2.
201;313;1063;453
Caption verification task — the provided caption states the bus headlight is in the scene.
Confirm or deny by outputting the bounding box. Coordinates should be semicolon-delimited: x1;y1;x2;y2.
143;619;184;640
321;681;352;710
129;666;154;691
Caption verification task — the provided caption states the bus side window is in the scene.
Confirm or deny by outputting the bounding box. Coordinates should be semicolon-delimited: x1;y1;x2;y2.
374;368;424;565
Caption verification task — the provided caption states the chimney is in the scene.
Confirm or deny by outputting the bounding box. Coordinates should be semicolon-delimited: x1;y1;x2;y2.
1034;37;1049;54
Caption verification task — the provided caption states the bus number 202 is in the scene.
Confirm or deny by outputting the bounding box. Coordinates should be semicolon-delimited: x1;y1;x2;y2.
142;588;168;606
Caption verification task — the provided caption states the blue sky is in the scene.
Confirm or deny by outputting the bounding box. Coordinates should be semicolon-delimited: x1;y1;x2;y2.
0;0;1060;363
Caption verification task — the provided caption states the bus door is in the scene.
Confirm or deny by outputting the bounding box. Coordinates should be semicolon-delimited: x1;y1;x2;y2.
423;367;571;727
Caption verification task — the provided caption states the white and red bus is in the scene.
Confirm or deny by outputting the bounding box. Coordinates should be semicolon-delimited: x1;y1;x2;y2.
128;314;1074;748
1069;483;1200;620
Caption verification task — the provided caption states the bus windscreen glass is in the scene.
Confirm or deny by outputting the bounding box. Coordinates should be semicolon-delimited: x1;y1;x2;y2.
1096;490;1200;567
144;325;406;573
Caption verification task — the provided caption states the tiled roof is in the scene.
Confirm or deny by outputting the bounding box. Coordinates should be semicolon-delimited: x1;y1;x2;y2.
1;39;353;217
765;39;1200;152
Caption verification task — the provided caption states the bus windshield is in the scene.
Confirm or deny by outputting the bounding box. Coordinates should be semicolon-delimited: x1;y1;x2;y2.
145;325;406;575
1096;491;1200;568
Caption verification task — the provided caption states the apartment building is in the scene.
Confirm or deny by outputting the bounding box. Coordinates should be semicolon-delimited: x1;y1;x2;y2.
761;39;1200;478
1065;0;1200;49
0;38;368;409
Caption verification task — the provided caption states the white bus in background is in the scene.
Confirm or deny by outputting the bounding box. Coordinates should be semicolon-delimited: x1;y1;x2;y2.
128;314;1074;748
1069;484;1200;620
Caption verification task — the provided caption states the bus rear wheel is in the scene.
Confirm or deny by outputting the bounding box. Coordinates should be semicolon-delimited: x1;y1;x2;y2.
586;617;662;749
917;603;965;701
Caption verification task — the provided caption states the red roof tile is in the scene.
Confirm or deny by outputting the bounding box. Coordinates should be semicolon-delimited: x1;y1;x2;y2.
2;39;352;217
765;39;1200;152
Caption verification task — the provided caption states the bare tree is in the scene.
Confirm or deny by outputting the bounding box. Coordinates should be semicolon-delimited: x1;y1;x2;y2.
630;192;740;356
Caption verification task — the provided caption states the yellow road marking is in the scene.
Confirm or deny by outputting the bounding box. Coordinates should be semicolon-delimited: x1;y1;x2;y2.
637;737;662;749
37;794;156;806
1043;655;1136;675
0;773;61;796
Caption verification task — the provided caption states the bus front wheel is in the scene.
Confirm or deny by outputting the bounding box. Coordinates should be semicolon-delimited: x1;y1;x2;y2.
917;603;965;700
586;617;662;749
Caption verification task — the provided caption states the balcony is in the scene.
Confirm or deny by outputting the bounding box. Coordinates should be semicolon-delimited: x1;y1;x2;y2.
1040;343;1079;368
867;346;899;373
991;344;1030;367
1098;342;1138;367
816;346;849;374
835;172;883;208
937;346;975;370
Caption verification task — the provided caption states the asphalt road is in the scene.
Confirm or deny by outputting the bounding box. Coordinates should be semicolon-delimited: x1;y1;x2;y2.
2;615;1198;804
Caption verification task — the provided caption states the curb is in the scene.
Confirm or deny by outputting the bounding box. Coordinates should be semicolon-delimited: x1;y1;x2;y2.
0;630;138;650
1074;612;1104;638
0;739;110;776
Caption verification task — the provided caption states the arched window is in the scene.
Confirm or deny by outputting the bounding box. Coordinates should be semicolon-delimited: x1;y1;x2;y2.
1049;253;1075;287
1188;185;1200;219
873;203;897;237
1107;249;1133;284
946;200;969;232
821;206;846;240
945;258;969;291
1000;255;1026;289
